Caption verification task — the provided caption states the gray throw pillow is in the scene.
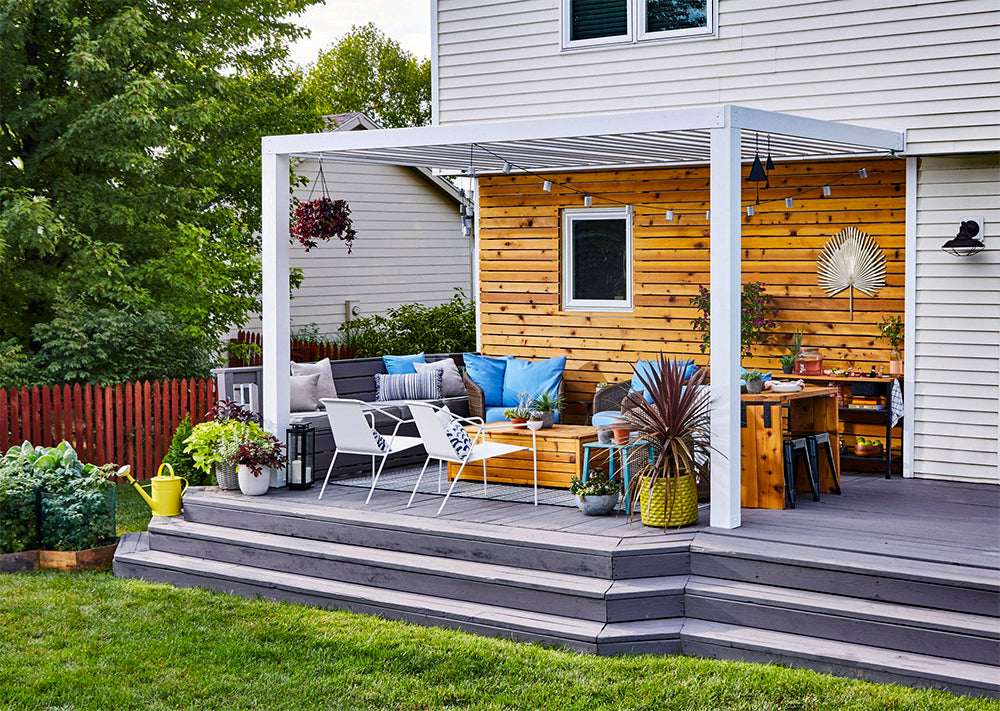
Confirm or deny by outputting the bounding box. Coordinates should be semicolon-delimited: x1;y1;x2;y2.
414;358;466;398
290;357;338;400
290;373;321;412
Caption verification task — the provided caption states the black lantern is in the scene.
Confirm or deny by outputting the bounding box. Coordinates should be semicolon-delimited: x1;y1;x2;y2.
942;220;985;257
286;423;315;490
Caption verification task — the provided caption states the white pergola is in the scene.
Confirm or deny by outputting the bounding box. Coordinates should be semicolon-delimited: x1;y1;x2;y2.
260;104;905;530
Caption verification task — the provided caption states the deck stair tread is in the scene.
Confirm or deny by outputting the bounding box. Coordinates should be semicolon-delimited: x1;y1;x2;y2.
114;538;683;648
148;519;686;601
681;620;1000;695
693;533;1000;590
687;577;1000;638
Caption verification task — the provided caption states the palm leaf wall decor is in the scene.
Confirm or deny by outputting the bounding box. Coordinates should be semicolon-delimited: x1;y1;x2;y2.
816;226;886;319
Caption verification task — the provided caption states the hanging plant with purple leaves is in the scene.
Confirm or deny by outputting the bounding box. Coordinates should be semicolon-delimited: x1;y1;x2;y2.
291;160;357;253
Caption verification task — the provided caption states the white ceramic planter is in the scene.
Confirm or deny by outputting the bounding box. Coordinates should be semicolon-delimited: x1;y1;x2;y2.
237;465;271;496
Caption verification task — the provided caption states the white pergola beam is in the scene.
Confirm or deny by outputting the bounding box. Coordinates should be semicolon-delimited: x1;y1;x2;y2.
730;106;905;153
261;148;291;441
709;120;742;530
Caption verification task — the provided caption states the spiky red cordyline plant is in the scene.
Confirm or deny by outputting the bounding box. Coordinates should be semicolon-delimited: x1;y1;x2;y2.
623;356;713;528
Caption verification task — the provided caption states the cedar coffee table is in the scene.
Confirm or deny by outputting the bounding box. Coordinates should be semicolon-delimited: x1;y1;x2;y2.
448;424;598;489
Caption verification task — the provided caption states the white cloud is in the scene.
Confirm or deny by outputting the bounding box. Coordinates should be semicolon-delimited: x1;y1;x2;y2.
288;0;432;69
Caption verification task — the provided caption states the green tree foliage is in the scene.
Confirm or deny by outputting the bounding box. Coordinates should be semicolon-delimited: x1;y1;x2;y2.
303;23;431;128
0;0;324;385
338;289;476;357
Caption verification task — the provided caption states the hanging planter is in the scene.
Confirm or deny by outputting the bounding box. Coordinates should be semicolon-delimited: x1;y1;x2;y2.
291;161;357;253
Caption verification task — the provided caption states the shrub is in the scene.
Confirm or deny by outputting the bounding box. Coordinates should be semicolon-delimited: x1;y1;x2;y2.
162;415;209;486
337;288;475;357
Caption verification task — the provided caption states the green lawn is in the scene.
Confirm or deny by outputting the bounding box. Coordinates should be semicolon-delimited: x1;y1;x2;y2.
0;572;994;710
115;481;153;535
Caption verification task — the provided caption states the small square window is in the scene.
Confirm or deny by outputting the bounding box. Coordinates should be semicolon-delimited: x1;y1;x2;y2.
562;0;714;49
570;0;629;42
645;0;708;33
562;207;633;312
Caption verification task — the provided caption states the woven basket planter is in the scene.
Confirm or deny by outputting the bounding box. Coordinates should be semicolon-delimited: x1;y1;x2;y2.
215;462;239;490
638;473;698;528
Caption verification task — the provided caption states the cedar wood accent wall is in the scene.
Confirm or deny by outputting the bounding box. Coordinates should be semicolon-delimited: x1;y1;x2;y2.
478;158;906;424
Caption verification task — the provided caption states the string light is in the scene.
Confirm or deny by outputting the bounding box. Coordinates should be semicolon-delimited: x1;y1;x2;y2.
705;210;711;220
822;185;832;197
543;180;552;192
785;197;794;208
746;205;755;217
584;195;593;207
859;168;868;179
665;210;674;221
467;167;476;178
502;162;512;174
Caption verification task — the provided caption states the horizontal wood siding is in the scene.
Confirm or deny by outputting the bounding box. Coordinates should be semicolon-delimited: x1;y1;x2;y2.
478;158;906;425
912;153;999;483
435;0;1000;154
246;160;470;336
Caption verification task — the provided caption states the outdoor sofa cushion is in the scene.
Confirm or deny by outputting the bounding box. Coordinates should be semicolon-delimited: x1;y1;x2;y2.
290;357;338;401
374;370;442;401
463;353;510;406
501;355;566;408
289;373;321;412
382;352;426;374
413;358;466;398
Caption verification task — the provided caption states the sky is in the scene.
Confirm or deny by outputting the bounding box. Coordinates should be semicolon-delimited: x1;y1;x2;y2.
288;0;432;69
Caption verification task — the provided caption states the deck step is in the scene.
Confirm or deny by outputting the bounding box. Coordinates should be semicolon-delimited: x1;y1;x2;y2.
147;519;685;623
180;491;691;579
681;620;1000;699
114;533;682;656
686;577;1000;666
691;533;1000;616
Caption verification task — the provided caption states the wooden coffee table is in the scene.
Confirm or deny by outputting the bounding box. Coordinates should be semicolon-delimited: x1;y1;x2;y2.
448;424;598;489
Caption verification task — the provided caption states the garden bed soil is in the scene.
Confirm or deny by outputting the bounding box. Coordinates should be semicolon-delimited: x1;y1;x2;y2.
0;549;40;573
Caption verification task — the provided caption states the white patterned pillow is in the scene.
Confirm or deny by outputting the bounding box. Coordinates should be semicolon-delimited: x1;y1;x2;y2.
374;370;443;402
444;420;473;460
371;429;388;452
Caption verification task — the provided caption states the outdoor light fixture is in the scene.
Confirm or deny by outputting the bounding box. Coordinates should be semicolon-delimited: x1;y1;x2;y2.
822;185;832;197
942;218;986;257
543;180;552;192
665;210;674;221
785;197;795;208
286;424;315;490
584;195;593;207
463;225;471;237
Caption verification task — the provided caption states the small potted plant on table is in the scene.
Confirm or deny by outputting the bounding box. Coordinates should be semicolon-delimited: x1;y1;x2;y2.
876;314;904;375
744;370;765;394
529;391;564;429
504;392;533;426
569;466;620;516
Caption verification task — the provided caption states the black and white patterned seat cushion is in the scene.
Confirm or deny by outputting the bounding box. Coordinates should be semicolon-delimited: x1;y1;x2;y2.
444;419;473;460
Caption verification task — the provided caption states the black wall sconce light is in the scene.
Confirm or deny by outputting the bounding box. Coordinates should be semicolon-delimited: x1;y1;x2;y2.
942;217;986;257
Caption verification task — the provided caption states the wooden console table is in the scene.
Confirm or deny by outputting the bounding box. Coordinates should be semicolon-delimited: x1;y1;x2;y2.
448;424;597;488
741;385;840;509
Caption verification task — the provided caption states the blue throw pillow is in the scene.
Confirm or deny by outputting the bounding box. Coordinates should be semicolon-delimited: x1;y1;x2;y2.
464;353;509;407
501;356;567;408
630;359;696;403
382;352;426;375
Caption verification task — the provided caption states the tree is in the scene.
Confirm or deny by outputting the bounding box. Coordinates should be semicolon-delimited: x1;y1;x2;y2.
0;0;323;384
303;23;431;128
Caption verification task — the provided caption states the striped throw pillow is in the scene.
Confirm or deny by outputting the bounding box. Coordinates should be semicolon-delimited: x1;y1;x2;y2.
374;370;443;402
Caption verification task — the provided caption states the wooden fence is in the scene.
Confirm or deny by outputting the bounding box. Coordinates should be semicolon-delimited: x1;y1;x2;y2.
0;378;215;481
228;329;361;366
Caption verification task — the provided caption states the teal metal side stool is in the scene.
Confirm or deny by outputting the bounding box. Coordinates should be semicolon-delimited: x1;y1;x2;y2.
581;440;653;514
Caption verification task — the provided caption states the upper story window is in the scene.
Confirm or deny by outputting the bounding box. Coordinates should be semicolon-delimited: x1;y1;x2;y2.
562;207;633;312
563;0;715;49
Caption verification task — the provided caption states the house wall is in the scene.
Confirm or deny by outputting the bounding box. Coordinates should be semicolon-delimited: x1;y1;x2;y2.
435;0;999;154
246;159;471;336
911;153;999;483
478;158;906;430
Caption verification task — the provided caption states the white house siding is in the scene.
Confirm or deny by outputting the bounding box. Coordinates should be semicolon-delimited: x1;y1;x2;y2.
435;0;1000;154
247;160;469;335
912;153;999;483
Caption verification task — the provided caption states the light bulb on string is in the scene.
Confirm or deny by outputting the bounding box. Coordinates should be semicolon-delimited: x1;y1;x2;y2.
859;168;868;179
785;197;794;208
705;210;711;220
584;195;593;207
502;162;512;175
822;185;832;197
665;210;674;221
542;180;552;192
746;205;755;217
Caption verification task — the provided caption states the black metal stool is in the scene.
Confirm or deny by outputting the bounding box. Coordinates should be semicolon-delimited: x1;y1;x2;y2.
782;437;819;508
806;432;841;495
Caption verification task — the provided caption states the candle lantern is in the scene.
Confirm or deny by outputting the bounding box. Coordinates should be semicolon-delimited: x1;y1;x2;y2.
286;423;315;490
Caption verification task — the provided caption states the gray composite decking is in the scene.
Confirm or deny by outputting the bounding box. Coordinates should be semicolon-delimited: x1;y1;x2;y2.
114;473;1000;698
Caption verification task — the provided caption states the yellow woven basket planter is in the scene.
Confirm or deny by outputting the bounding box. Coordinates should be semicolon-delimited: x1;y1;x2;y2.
638;473;699;528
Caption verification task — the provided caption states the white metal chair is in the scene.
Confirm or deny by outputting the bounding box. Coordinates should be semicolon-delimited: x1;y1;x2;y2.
317;398;423;504
406;401;537;515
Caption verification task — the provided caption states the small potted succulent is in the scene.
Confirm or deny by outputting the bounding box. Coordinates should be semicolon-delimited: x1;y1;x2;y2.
744;370;765;394
504;392;533;425
569;467;620;516
779;355;795;375
529;391;564;429
526;413;544;431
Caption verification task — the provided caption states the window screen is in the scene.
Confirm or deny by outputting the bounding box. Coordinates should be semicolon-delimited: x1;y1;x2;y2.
646;0;707;33
571;219;628;302
571;0;628;41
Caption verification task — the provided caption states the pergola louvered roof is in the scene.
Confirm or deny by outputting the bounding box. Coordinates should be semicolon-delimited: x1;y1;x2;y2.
264;105;905;173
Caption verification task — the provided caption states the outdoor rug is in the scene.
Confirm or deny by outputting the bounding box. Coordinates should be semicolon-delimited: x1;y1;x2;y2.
329;465;577;507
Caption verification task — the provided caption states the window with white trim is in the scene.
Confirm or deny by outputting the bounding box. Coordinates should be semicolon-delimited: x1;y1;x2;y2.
562;207;633;312
563;0;714;49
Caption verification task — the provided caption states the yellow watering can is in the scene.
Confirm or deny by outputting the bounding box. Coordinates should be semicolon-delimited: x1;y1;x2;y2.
121;463;188;517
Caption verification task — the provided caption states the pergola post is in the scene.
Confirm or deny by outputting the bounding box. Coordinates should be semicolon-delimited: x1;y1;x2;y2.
709;121;742;530
261;145;291;439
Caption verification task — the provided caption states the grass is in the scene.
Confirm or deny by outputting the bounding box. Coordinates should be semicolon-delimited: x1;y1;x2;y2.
115;481;153;535
0;572;995;711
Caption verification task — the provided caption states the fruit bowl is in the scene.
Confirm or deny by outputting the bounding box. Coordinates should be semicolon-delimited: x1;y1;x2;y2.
854;443;884;458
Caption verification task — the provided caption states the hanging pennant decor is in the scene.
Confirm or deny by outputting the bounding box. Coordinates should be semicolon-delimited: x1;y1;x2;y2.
291;160;357;253
817;226;886;320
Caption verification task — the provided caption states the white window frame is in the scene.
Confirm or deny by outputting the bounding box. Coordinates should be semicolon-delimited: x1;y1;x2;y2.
561;0;716;50
562;206;633;312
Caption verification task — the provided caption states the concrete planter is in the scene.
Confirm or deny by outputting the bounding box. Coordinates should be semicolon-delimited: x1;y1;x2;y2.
575;492;620;516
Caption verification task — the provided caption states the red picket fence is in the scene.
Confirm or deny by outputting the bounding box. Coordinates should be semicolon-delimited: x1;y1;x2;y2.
228;329;361;367
0;378;215;481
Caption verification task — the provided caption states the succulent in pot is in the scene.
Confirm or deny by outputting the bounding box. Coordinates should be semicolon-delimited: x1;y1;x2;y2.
779;354;795;375
504;392;533;425
529;391;563;429
569;466;620;516
744;370;765;394
624;356;712;529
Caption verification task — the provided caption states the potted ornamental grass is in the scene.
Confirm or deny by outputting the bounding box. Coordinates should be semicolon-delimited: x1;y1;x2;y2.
624;356;711;529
